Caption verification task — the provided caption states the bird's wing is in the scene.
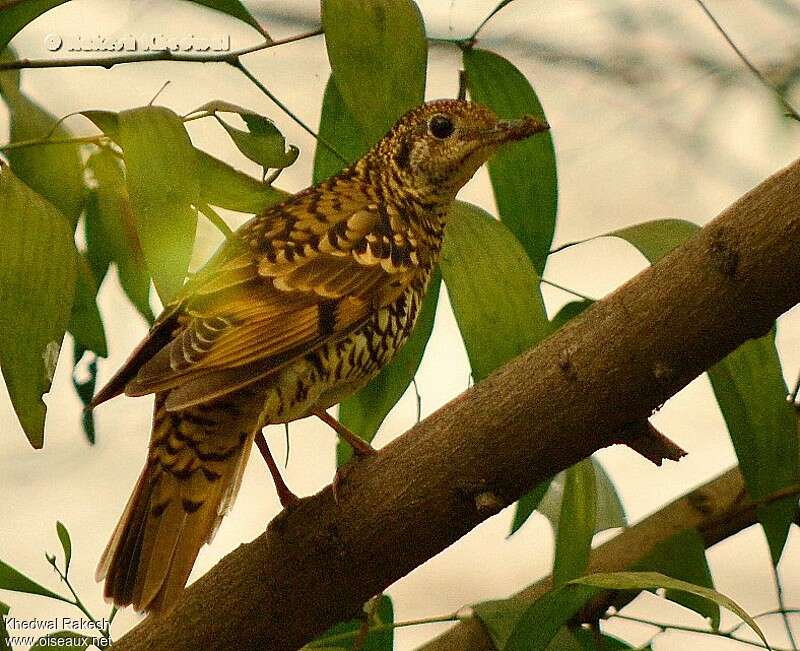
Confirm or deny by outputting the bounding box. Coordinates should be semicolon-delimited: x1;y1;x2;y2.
95;185;423;411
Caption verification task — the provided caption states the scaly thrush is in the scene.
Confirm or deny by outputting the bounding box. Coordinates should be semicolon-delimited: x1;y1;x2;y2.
90;98;549;614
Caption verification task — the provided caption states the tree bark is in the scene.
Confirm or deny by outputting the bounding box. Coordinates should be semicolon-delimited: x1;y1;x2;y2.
113;157;800;651
420;466;786;650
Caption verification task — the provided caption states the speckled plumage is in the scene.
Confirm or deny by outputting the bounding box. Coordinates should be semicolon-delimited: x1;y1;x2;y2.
90;99;548;614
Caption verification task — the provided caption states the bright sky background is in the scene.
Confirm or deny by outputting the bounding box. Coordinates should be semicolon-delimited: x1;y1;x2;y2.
1;1;800;649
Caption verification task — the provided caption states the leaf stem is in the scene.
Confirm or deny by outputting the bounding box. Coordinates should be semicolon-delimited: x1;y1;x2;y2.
312;613;459;645
771;563;799;650
226;58;348;164
0;134;107;152
540;277;596;302
693;0;800;122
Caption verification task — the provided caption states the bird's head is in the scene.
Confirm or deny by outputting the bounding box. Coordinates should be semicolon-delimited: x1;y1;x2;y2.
370;98;550;202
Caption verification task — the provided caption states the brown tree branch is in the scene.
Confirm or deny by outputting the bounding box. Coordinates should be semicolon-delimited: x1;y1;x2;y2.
422;466;798;650
113;157;800;651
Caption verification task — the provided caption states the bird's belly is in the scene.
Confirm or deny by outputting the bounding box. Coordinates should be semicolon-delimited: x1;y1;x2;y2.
259;286;423;424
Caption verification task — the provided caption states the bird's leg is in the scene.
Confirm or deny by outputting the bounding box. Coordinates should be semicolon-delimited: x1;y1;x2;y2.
255;430;299;508
312;408;376;457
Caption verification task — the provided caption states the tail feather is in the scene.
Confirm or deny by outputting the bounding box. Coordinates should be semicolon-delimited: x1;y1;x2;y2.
97;397;257;614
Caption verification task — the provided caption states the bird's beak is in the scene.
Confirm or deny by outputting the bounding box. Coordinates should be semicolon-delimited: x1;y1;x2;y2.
489;116;550;144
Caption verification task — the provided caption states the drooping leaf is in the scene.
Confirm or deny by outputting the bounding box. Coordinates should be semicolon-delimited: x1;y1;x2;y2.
553;461;596;586
67;255;107;357
0;167;77;448
609;219;797;564
440;201;549;383
72;346;98;445
463;49;557;274
195;150;289;213
30;632;95;651
0;1;70;52
55;522;72;576
608;219;700;262
84;108;288;215
313;75;370;184
117;106;199;302
337;272;441;466
549;299;593;333
636;528;719;627
306;595;394;649
536;459;625;586
85;150;154;323
216;113;298;172
0;559;66;601
508;479;551;537
571;572;768;647
321;0;427;144
708;331;798;563
0;71;85;226
0;600;10;651
187;0;269;37
493;585;598;651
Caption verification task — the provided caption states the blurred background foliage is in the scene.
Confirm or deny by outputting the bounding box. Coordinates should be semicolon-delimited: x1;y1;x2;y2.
0;1;799;649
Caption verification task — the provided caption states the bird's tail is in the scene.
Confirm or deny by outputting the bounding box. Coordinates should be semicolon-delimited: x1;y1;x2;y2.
96;395;257;614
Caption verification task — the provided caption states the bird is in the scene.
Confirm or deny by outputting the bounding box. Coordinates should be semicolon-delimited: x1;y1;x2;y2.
89;98;549;615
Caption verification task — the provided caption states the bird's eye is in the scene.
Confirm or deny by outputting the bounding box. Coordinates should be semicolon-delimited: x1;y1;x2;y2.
428;114;455;139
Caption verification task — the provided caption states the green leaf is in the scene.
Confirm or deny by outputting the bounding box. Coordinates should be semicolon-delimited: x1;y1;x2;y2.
441;201;549;383
0;75;85;227
72;346;98;445
217;114;299;172
571;572;769;648
187;0;268;37
85;150;154;323
707;331;798;563
549;299;593;332
636;528;719;627
55;522;72;576
30;632;95;651
306;595;394;649
118;106;199;303
607;218;700;262
322;0;427;144
67;255;107;357
537;459;625;584
313;75;370;183
509;479;551;536
195;150;289;213
0;600;10;651
0;167;77;448
502;585;598;651
337;271;441;466
553;461;596;586
0;1;70;52
463;49;557;274
0;559;65;601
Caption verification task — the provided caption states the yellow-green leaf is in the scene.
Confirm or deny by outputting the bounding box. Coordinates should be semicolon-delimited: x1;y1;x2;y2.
463;49;557;274
322;0;427;144
0;2;70;52
571;572;769;648
118;106;199;303
0;167;77;448
67;255;107;357
0;559;66;601
440;201;549;383
0;76;85;226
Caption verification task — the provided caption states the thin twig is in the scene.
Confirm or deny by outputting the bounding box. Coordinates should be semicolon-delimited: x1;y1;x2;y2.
0;28;324;71
540;277;597;302
693;0;800;121
0;134;107;152
471;0;519;40
411;378;422;424
771;563;799;650
196;203;236;241
610;613;789;651
312;613;459;645
227;57;347;164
